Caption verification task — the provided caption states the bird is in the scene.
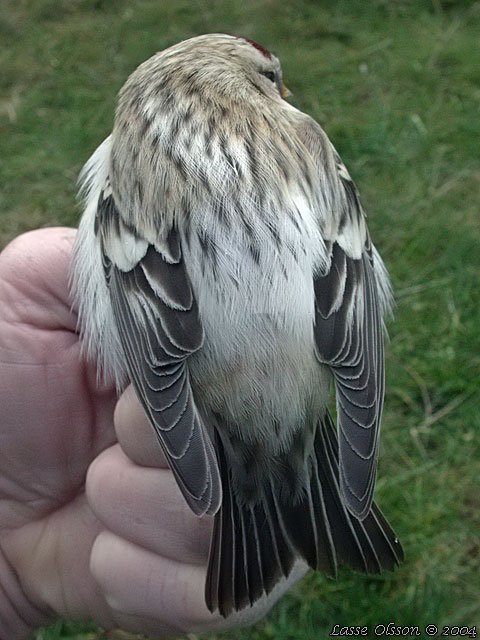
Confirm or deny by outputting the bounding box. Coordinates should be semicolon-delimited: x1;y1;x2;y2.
71;33;404;617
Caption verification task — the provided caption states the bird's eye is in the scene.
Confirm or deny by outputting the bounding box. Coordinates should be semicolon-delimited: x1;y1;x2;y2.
263;71;275;82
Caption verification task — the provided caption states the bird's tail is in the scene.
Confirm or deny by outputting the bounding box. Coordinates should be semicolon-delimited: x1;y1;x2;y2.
205;411;403;617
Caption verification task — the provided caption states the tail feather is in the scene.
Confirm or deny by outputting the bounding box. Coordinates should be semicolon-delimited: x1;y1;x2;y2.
251;503;281;595
367;504;404;568
217;471;235;614
232;496;250;610
204;493;221;612
318;414;383;573
313;424;371;572
241;506;264;608
264;481;296;579
320;413;404;570
205;411;403;616
270;474;336;575
308;455;339;574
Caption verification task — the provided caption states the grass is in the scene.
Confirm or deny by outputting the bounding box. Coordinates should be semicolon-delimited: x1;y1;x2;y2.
1;0;479;637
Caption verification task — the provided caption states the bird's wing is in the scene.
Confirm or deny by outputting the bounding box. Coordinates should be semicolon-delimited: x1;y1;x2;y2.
96;180;221;516
314;235;384;521
305;131;387;521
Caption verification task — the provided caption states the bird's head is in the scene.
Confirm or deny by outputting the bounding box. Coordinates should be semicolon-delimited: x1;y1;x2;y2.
118;34;290;115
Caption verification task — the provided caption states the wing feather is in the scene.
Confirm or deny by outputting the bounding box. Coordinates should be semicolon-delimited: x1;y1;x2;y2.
98;186;221;516
314;166;386;521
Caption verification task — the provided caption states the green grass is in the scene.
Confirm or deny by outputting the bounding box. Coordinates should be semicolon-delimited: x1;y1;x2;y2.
1;0;479;637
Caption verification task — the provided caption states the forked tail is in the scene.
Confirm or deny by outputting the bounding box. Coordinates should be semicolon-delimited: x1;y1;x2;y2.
205;411;403;616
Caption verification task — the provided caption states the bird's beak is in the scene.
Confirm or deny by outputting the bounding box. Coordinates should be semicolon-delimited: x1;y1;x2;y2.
281;84;292;99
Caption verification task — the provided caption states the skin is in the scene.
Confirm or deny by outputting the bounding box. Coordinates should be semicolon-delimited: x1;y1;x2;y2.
0;227;296;638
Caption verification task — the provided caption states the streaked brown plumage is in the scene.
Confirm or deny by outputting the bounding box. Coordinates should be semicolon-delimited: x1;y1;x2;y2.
71;34;403;617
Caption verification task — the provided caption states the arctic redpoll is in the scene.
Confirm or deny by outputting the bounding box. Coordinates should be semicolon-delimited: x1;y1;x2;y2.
71;33;403;617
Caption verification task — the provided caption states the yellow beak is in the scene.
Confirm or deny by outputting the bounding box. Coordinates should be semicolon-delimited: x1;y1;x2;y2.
281;84;292;99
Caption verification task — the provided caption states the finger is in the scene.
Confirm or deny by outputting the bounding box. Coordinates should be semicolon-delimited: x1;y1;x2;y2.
86;444;213;564
0;227;77;331
90;531;219;632
114;385;168;468
91;531;309;634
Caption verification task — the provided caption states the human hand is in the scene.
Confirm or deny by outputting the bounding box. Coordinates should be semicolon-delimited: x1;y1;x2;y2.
0;228;305;639
0;227;117;636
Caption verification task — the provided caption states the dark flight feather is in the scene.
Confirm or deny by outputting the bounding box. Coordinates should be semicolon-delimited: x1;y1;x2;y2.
97;187;221;516
314;239;384;520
